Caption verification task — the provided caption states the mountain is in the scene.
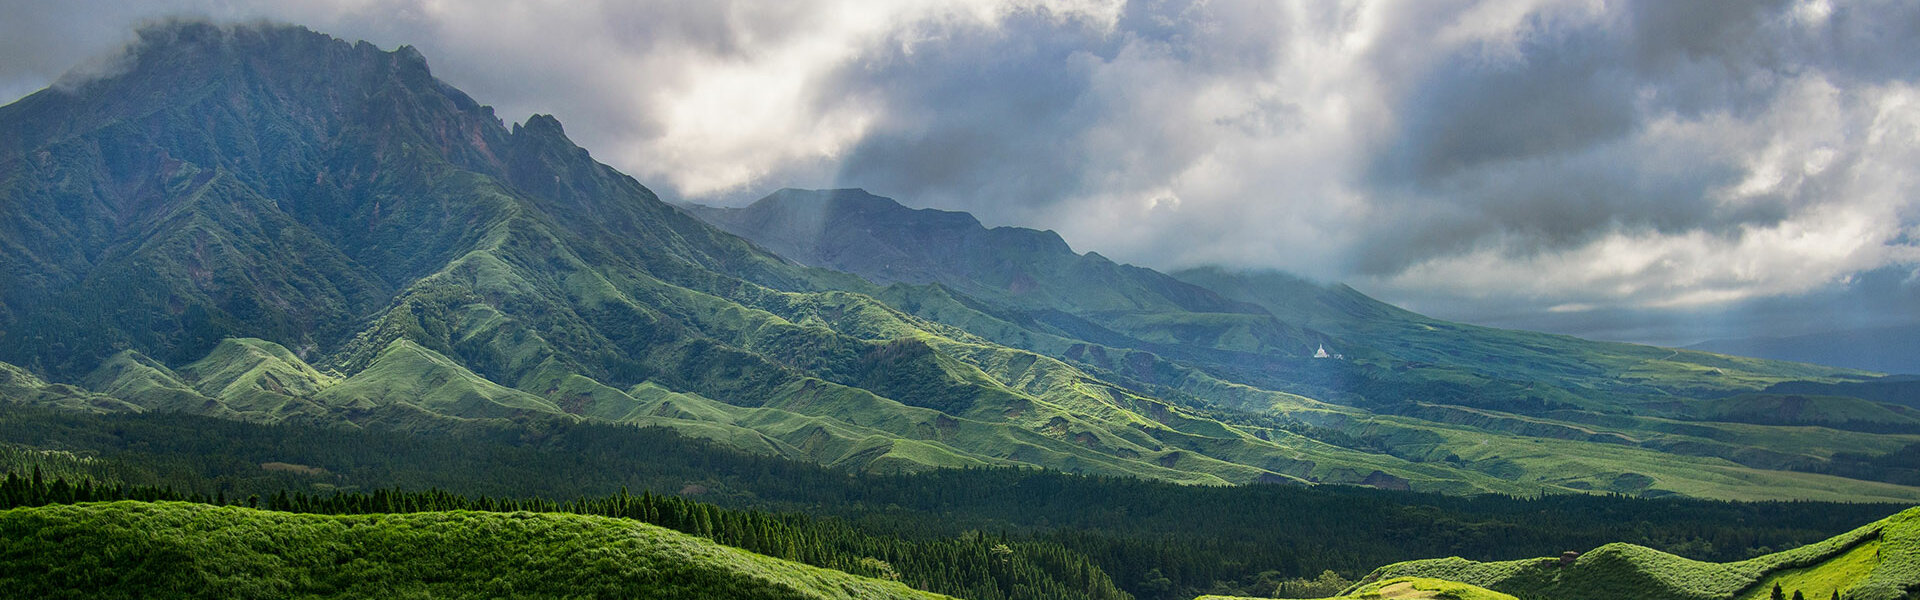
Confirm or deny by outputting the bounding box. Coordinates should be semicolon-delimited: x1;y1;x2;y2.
1326;505;1920;600
1688;324;1920;375
0;22;1439;490
0;501;952;599
689;188;1920;501
684;188;1308;351
1;21;1917;502
689;189;1872;415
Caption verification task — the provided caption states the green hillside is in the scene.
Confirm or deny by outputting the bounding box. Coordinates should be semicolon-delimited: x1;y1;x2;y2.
1167;267;1879;415
688;189;1920;502
0;501;952;600
687;188;1315;353
1352;506;1920;600
1198;576;1517;600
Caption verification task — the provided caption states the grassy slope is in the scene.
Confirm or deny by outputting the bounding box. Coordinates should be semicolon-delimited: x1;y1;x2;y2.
1291;410;1920;503
865;276;1920;500
1170;267;1876;406
1198;576;1518;600
15;262;1920;498
0;501;953;600
1737;539;1882;600
1688;393;1920;429
0;362;140;414
81;351;228;416
1354;506;1920;600
686;190;1920;501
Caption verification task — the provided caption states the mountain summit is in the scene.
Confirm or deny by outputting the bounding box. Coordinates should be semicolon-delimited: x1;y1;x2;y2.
688;188;1315;353
692;188;1236;313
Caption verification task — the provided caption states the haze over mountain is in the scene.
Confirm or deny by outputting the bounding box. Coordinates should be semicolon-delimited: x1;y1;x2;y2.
1687;324;1920;376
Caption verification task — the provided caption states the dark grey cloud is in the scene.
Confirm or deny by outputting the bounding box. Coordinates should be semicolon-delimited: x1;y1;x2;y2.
1357;0;1828;274
1374;18;1638;185
0;0;149;103
1327;0;1920;320
1379;263;1920;348
1353;154;1755;275
827;0;1293;221
1802;2;1920;83
828;9;1112;216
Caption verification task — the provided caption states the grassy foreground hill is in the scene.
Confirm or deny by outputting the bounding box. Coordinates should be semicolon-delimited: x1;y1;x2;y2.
1198;577;1517;600
0;500;953;600
1339;506;1920;600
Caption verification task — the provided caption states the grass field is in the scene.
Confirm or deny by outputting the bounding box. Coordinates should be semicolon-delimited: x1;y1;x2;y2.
1352;507;1920;600
1196;576;1518;600
0;501;953;600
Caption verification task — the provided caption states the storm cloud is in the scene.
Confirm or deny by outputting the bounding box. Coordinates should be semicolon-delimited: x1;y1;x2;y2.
4;0;1917;345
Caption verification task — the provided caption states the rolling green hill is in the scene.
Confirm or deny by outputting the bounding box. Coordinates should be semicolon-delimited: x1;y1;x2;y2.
0;21;1916;503
0;501;953;600
1198;576;1518;600
1349;506;1920;600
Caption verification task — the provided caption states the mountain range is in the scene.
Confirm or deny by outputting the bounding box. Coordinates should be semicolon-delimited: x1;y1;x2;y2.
1688;324;1920;375
3;22;1918;504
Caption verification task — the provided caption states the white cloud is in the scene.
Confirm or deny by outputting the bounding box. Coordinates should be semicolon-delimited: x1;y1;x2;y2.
1366;75;1920;313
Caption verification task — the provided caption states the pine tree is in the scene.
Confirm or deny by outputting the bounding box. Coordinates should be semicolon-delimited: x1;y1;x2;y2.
1772;583;1786;600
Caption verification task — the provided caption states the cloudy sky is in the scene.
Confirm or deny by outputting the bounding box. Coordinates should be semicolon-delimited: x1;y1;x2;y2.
4;0;1918;348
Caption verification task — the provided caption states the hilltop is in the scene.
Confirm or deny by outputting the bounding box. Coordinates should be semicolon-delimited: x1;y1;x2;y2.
0;501;952;599
1338;506;1920;600
1688;324;1920;375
